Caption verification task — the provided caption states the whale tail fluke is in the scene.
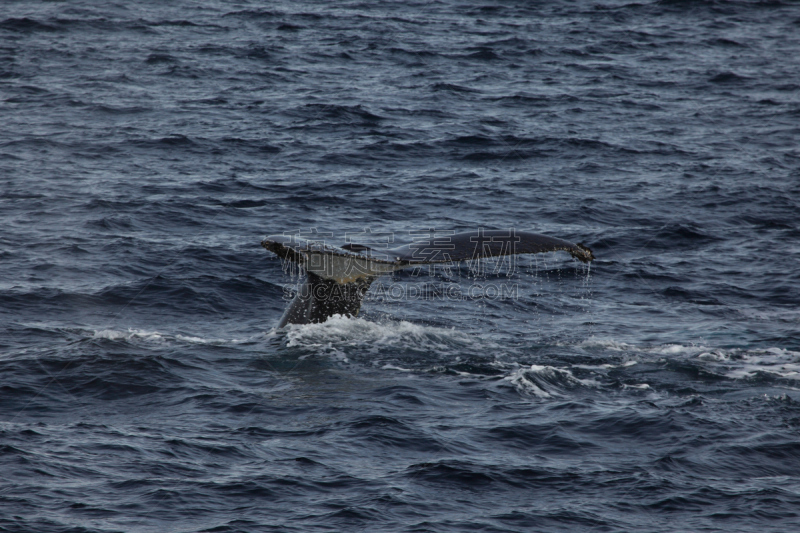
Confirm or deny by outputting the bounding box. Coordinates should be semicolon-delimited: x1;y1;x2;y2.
262;229;594;327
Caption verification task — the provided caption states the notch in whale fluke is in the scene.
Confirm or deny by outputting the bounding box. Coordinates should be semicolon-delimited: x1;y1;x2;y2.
262;229;594;327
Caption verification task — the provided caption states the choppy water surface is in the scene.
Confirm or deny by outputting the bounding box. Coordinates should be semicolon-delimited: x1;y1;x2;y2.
2;1;800;531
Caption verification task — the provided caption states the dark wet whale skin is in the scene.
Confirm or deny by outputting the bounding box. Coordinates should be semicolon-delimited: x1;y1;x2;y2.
277;273;373;327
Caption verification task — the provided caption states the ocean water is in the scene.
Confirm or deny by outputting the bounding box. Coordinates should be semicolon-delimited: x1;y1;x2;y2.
2;0;800;531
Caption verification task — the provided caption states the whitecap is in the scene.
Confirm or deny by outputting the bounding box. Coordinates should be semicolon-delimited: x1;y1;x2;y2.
503;366;554;398
502;363;601;397
88;327;255;346
283;314;473;354
92;328;164;342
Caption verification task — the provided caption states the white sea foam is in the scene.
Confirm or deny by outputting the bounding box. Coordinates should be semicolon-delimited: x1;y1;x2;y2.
92;328;165;342
89;328;255;346
572;337;800;381
658;344;693;355
642;343;800;381
574;337;636;351
575;337;714;356
571;360;638;371
708;348;800;381
503;364;601;397
503;366;554;398
381;364;414;372
283;314;473;354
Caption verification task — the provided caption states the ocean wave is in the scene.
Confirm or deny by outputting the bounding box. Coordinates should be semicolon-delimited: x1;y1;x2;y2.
574;338;800;382
282;314;473;358
502;364;601;397
3;0;800;528
88;327;261;346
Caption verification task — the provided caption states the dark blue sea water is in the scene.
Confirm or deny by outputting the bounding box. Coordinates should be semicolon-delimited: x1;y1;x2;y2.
2;1;800;531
